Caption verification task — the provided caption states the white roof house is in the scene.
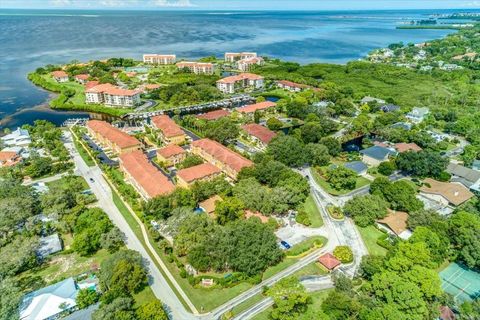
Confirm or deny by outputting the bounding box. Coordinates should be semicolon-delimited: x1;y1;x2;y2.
20;278;78;320
406;107;430;124
1;127;31;147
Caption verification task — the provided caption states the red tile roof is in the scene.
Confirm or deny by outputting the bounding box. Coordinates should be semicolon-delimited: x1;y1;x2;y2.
394;142;422;153
87;120;141;149
176;163;222;183
85;81;100;90
145;84;161;90
277;80;309;89
245;210;269;223
0;151;21;166
318;253;341;270
51;70;68;78
151;115;185;138
157;145;185;159
192;138;253;173
119;150;175;198
241;123;277;144
217;73;264;84
75;74;89;80
86;83;140;97
237;101;276;114
196;109;231;121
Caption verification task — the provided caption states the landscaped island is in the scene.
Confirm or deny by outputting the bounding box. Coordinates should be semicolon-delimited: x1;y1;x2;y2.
6;21;480;320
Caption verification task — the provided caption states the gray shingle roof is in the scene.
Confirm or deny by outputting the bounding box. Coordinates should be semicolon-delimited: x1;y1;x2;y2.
360;145;396;161
446;163;480;186
344;161;368;174
37;233;63;258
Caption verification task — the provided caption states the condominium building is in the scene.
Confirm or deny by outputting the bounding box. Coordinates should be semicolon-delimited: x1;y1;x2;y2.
237;101;276;114
156;144;186;167
151;115;186;145
74;74;89;84
241;123;277;149
51;70;69;82
216;73;264;94
237;57;264;72
191;138;253;180
176;62;215;75
86;83;141;107
276;80;310;92
176;163;222;188
225;52;257;63
86;120;141;155
143;54;176;65
119;150;175;200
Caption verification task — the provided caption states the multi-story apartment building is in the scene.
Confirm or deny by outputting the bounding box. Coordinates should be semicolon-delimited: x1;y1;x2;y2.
143;54;176;65
216;73;264;94
241;123;277;149
224;52;257;63
86;120;141;155
176;62;215;75
176;163;222;188
86;83;141;107
156;144;186;167
119;150;175;200
191;138;253;180
151;115;186;145
237;57;264;72
51;71;69;82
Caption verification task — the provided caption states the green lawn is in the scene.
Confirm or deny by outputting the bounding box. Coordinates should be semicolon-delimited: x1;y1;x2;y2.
291;262;328;279
301;195;323;227
286;236;327;257
133;286;160;308
72;134;96;167
358;225;388;256
229;293;265;317
262;258;299;281
312;168;370;196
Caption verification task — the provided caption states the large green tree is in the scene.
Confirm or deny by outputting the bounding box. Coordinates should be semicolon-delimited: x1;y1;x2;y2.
267;277;310;320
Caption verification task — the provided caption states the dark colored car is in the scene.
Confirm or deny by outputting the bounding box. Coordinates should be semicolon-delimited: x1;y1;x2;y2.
89;178;95;183
280;240;291;249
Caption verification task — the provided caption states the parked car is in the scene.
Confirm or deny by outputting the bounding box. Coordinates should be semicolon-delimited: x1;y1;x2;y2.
280;240;291;249
89;178;95;183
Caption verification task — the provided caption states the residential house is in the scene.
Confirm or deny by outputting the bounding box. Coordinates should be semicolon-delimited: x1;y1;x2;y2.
196;109;231;121
191;138;253;180
143;54;176;65
406;107;430;123
176;62;215;75
1;127;31;147
19;278;79;320
216;73;264;94
119;150;175;200
420;178;474;207
237;57;264;72
224;52;257;63
151;115;186;145
156;144;186;167
390;122;412;131
360;96;386;105
318;253;341;271
0;151;22;167
446;163;480;194
380;104;400;113
377;209;412;240
344;161;368;175
51;70;69;82
276;80;310;92
394;142;422;153
86;83;141;107
237;101;276;115
176;163;222;188
199;195;223;218
359;145;397;166
241;123;277;148
86;120;141;155
37;233;63;259
74;74;89;84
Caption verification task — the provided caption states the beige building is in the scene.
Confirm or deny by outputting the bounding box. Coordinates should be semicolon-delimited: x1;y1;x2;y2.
143;54;176;64
86;120;141;155
420;178;474;207
151;115;186;145
191;138;253;180
51;70;69;82
237;57;264;72
225;52;257;62
86;83;141;107
176;163;222;188
216;73;264;94
156;144;186;167
176;62;215;75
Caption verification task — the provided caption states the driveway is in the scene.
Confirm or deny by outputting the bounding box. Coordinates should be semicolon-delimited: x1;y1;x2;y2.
275;224;328;247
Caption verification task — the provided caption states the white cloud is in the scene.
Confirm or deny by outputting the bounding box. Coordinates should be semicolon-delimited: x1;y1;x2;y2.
462;1;480;6
49;0;73;6
151;0;196;7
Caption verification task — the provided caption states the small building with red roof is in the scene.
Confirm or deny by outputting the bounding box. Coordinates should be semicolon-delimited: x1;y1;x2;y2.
216;73;264;94
241;123;277;148
237;101;276;114
176;163;222;188
74;74;89;84
318;253;341;271
196;109;231;121
394;142;422;153
156;145;186;167
51;70;69;83
86;120;141;155
119;150;175;200
191;138;253;180
151;115;186;145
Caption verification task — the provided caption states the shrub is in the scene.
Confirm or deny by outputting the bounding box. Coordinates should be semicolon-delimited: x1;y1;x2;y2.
295;209;311;226
327;206;344;220
378;161;396;176
333;246;353;263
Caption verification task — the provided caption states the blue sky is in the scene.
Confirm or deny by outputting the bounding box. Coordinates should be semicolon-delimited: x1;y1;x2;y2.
1;0;479;10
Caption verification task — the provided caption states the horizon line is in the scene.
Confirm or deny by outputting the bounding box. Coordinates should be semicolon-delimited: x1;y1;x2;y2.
1;7;479;11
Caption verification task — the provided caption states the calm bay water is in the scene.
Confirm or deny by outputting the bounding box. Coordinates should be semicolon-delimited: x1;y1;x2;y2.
0;9;473;129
